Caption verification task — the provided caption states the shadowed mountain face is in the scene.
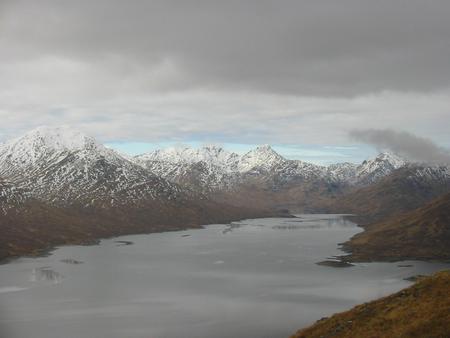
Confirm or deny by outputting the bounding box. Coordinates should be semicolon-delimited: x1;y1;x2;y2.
291;271;450;338
0;177;26;213
343;192;450;262
319;165;450;224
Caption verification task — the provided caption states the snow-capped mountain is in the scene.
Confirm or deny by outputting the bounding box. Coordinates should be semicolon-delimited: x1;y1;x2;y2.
238;145;286;173
0;126;444;210
134;145;241;191
134;144;411;191
324;152;408;185
0;126;185;206
354;152;406;184
135;145;240;172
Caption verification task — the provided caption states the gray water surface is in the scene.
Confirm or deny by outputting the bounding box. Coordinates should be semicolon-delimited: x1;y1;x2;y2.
0;214;448;338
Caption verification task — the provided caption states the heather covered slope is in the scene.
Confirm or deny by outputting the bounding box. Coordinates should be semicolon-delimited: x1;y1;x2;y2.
291;270;450;338
344;192;450;262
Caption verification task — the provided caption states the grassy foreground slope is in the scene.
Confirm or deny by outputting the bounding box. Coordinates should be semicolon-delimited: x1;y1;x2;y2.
344;192;450;261
291;270;450;338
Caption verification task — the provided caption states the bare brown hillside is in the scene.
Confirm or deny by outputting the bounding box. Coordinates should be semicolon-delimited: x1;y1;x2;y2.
343;192;450;262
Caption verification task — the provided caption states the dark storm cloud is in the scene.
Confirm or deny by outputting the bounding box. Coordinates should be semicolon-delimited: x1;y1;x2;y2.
349;129;450;164
2;0;450;96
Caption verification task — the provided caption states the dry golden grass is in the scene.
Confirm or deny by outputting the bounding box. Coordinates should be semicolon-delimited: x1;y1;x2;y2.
291;270;450;338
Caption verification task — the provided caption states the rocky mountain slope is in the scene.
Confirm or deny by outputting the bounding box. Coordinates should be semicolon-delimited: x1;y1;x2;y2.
0;177;27;213
343;192;450;261
291;270;450;338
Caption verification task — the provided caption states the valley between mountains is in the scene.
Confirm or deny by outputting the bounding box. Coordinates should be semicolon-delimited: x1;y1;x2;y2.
1;125;450;263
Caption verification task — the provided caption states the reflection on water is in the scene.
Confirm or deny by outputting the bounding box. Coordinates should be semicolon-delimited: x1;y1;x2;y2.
31;267;63;284
273;224;319;230
115;240;134;246
222;222;243;234
223;221;266;234
60;258;83;265
283;219;305;223
285;216;356;229
0;286;28;293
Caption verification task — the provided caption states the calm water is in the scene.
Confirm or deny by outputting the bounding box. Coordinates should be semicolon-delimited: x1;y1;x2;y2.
0;215;448;338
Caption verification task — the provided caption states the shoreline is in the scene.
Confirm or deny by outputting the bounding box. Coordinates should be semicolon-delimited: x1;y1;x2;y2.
0;226;194;265
0;212;295;265
4;211;450;266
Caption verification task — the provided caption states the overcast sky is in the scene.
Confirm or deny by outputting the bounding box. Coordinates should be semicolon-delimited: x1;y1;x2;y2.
0;0;449;162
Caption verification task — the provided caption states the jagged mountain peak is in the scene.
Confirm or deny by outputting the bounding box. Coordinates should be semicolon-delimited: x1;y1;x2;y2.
238;145;285;172
369;151;406;167
135;144;240;171
360;151;407;171
253;144;278;154
356;151;408;184
140;146;192;163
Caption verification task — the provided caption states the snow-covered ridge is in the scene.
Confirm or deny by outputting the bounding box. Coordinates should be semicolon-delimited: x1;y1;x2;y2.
134;142;412;185
0;126;433;205
0;125;410;179
135;145;240;173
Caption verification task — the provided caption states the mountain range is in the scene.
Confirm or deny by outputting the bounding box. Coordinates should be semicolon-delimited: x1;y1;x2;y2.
1;126;449;261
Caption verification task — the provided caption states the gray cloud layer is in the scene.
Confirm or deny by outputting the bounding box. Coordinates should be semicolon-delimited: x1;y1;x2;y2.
0;1;449;146
349;129;450;164
2;0;450;96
